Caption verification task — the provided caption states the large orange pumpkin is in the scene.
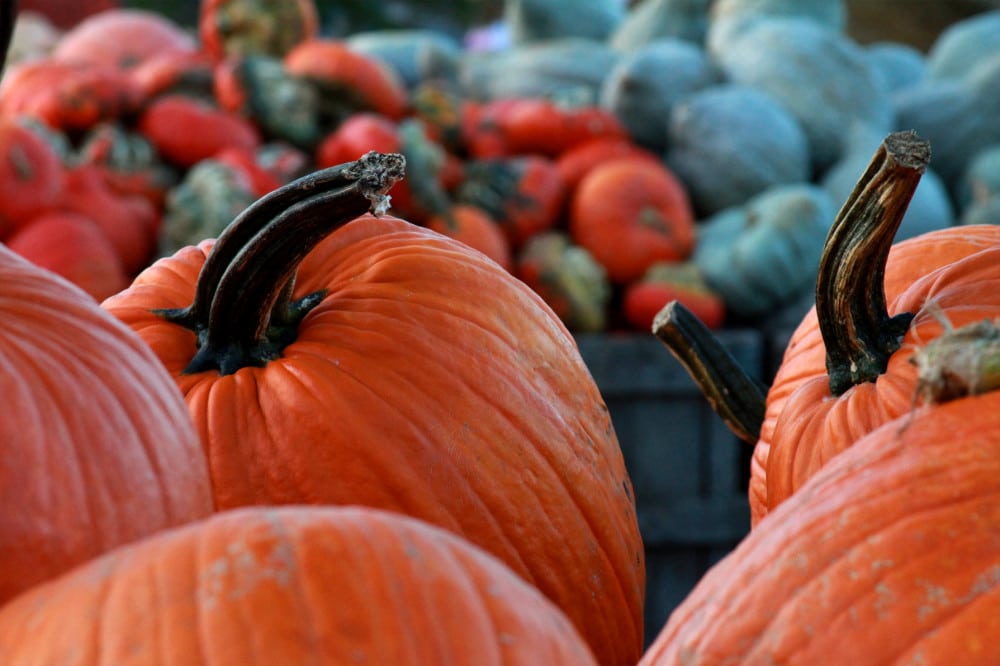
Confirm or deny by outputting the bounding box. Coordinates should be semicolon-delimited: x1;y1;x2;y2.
0;506;600;665
641;348;1000;664
655;131;1000;526
0;243;212;606
102;152;645;666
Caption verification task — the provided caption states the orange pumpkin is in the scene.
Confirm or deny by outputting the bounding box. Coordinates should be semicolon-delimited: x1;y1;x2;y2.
0;506;600;665
284;38;409;121
0;243;211;607
137;94;260;168
6;209;129;301
0;118;65;238
50;8;195;70
425;203;512;271
102;152;645;666
641;366;1000;664
0;58;142;130
569;157;695;284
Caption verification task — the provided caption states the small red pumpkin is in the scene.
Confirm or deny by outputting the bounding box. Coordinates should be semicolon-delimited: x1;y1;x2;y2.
569;157;695;284
137;94;260;168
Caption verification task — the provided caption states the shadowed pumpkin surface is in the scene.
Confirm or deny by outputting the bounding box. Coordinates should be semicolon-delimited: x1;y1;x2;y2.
0;506;601;665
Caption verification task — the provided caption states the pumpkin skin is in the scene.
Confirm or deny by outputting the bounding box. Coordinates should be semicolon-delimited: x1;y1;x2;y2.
641;390;1000;665
753;224;1000;525
0;117;66;238
0;244;212;607
0;506;600;666
102;159;645;666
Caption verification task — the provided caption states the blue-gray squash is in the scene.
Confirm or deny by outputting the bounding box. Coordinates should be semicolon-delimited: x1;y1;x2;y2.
957;143;1000;212
959;196;1000;226
665;83;810;217
711;17;892;173
925;9;1000;82
608;0;711;51
693;183;835;320
706;0;846;55
504;0;625;45
863;41;926;94
346;30;463;91
893;79;1000;196
599;38;720;152
820;123;954;241
458;38;621;104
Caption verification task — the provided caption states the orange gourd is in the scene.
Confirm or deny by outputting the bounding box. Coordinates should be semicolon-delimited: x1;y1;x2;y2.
642;374;1000;664
102;152;645;666
50;8;196;70
6;209;129;301
0;506;600;665
0;243;211;607
569;157;695;284
284;38;409;121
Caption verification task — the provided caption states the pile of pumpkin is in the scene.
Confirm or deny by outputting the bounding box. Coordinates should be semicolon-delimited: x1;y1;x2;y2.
1;2;1000;665
6;0;998;334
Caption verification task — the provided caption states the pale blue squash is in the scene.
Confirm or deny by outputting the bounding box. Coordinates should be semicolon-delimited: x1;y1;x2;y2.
956;144;1000;212
820;124;954;241
706;0;846;55
711;17;892;173
665;84;810;216
893;79;1000;196
926;9;1000;82
504;0;625;44
346;30;463;90
692;183;835;320
458;38;621;103
608;0;711;51
863;41;926;94
599;38;720;152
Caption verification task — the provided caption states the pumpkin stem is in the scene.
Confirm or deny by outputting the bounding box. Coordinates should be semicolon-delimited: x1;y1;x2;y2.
817;130;928;396
157;155;398;335
172;151;405;375
653;300;767;445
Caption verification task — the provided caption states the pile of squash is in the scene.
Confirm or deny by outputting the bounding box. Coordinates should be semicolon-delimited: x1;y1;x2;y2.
6;0;997;334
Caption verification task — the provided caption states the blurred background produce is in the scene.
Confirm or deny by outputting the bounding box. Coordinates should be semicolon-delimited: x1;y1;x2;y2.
3;0;1000;332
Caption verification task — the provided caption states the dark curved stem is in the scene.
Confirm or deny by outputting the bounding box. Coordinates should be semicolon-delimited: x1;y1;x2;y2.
157;156;392;334
653;301;767;445
818;131;929;396
0;1;16;77
181;151;405;375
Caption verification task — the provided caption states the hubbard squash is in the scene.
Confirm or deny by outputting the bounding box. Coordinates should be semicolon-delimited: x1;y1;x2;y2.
665;83;810;217
0;506;600;665
711;17;891;173
102;152;645;666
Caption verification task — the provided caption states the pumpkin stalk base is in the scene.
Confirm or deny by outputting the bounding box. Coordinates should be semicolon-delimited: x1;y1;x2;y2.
157;151;405;376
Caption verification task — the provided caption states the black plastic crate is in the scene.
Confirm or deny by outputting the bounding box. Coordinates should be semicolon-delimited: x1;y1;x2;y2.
575;330;763;644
